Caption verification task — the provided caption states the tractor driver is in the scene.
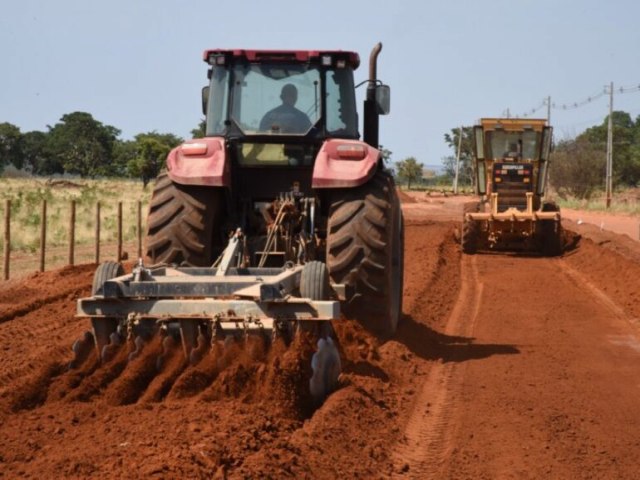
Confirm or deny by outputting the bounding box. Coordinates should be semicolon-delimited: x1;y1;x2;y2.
504;140;522;159
260;84;312;134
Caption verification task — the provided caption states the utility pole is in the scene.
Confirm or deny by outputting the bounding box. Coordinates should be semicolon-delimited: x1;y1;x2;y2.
454;125;463;194
546;95;551;123
606;81;613;208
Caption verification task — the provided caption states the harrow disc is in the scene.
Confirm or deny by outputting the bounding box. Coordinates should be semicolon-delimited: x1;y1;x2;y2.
309;336;341;404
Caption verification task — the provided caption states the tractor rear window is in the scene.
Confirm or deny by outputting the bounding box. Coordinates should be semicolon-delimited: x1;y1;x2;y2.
231;64;321;135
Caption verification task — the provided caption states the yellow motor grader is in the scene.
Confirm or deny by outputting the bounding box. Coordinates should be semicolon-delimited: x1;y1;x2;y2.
462;118;561;255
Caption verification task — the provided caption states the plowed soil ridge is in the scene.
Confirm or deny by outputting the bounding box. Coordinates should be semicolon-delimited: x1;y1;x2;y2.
2;201;640;478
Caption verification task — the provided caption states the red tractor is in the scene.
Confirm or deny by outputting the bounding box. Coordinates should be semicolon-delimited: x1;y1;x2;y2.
74;44;403;403
145;43;403;334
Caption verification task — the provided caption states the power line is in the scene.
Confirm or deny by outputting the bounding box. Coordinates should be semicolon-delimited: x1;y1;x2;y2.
617;83;640;94
553;89;607;111
519;83;640;118
521;98;547;117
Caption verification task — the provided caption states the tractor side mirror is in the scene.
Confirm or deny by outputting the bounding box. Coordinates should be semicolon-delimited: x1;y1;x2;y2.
375;85;390;115
201;86;209;116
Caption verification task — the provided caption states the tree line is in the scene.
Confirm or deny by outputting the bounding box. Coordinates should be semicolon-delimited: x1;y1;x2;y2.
0;112;204;185
5;110;639;198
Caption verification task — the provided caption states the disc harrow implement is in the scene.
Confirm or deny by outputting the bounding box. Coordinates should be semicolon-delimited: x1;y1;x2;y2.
72;250;343;403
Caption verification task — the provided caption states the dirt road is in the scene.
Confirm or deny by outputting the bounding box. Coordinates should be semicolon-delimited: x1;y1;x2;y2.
1;196;640;478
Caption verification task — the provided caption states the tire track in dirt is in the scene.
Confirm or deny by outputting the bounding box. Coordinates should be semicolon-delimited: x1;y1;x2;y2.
392;254;483;477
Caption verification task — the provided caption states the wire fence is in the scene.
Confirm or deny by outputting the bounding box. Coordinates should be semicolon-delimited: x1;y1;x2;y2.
2;199;145;281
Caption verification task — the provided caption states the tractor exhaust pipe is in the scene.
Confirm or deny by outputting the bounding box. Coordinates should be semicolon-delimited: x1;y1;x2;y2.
368;42;382;86
363;42;382;149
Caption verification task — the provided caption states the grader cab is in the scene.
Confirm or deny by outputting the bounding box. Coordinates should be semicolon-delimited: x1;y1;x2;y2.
462;118;562;255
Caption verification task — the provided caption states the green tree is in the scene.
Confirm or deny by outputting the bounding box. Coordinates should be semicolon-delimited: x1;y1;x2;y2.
47;112;121;177
443;126;474;186
580;111;638;186
378;146;394;175
0;122;24;171
395;156;423;189
191;119;206;138
22;130;61;175
123;131;183;186
550;137;606;200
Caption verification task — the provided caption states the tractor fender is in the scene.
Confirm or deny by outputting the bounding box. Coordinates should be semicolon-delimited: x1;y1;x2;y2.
166;137;230;187
312;139;379;188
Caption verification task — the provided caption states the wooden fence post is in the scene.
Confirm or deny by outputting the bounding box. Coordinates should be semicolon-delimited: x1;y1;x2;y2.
95;202;101;264
137;200;142;260
39;200;47;272
117;201;123;262
68;200;76;266
3;199;9;281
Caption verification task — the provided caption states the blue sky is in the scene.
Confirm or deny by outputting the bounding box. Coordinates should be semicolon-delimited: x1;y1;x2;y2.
2;0;640;166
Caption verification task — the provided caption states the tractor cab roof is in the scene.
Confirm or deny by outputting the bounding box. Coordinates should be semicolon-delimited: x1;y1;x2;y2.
202;49;360;69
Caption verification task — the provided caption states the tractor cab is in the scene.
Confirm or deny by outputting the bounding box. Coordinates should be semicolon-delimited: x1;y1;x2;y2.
191;49;391;204
203;50;364;141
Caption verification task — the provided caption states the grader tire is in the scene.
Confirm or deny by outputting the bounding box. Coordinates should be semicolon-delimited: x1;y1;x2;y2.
145;172;225;266
541;202;562;257
326;169;403;337
461;217;479;254
461;203;480;254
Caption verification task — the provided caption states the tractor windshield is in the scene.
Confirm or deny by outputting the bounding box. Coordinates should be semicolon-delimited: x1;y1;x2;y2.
205;62;358;138
486;130;541;161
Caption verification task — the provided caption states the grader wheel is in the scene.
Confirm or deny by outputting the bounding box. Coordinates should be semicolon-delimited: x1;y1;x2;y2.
541;202;562;257
461;203;480;254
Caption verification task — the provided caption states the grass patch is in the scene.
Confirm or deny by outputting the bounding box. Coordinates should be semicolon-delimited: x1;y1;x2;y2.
0;177;151;254
556;188;640;214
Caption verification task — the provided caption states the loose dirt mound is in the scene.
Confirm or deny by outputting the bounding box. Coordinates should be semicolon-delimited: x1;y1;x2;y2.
396;188;417;203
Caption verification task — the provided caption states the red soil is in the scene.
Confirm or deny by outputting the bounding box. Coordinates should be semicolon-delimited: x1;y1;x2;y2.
1;199;640;478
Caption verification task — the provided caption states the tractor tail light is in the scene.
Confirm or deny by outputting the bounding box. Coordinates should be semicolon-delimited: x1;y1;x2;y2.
181;143;208;156
336;144;367;160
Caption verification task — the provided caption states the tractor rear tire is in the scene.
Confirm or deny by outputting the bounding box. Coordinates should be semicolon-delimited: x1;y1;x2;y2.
145;172;225;267
326;169;403;337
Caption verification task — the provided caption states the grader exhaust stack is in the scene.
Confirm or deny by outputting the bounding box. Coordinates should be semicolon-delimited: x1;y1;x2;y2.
462;118;562;255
